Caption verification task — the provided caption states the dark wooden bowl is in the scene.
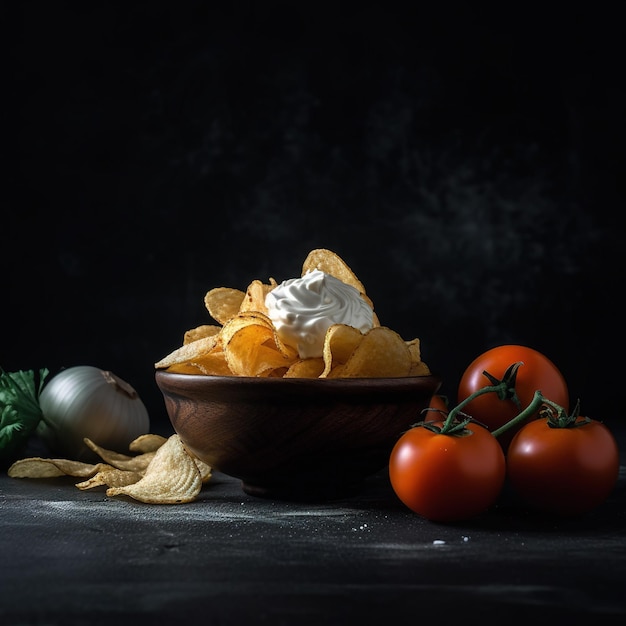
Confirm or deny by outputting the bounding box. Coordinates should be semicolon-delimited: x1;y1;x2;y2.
155;371;441;500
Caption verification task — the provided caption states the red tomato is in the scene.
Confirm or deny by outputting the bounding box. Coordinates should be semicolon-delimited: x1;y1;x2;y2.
506;416;620;516
389;421;506;522
457;345;569;450
425;394;449;415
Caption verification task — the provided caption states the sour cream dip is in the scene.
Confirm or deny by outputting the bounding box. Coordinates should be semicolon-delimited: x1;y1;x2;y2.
265;269;374;359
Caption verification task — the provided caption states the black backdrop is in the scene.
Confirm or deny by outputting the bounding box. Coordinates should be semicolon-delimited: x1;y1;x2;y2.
5;1;624;433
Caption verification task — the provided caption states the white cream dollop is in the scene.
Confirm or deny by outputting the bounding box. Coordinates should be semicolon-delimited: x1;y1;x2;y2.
265;269;374;359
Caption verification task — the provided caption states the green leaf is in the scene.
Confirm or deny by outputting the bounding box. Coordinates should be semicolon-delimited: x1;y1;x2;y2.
0;367;48;460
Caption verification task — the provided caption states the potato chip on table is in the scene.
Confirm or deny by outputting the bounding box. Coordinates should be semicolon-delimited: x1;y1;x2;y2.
8;457;110;479
8;432;212;504
106;435;203;504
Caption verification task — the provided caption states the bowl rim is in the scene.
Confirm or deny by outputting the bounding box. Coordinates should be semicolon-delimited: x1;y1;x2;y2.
155;370;441;386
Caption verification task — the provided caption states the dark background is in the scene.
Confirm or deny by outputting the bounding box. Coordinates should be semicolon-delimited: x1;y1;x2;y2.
5;1;624;433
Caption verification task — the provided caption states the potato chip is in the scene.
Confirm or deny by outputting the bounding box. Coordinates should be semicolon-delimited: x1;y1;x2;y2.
238;279;277;316
301;249;366;295
320;324;364;378
162;362;205;374
233;311;298;359
405;338;432;376
191;351;233;376
76;468;143;490
191;455;212;483
327;363;347;378
8;458;66;478
264;366;290;378
204;287;245;325
301;248;376;310
154;335;219;370
226;329;297;376
106;435;202;504
7;457;110;479
128;433;168;454
341;326;412;378
183;324;222;345
83;438;156;472
405;337;422;363
7;457;97;478
221;312;297;376
220;316;271;364
226;310;275;330
284;358;325;378
409;360;432;376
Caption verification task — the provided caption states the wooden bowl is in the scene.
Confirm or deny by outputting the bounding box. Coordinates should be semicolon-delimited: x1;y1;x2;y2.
155;371;441;500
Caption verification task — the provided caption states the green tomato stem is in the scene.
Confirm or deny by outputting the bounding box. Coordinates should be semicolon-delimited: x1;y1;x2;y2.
491;390;545;438
438;361;527;435
440;383;505;434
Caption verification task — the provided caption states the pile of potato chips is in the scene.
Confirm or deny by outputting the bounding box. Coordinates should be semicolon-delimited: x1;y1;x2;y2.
8;434;211;504
155;249;430;378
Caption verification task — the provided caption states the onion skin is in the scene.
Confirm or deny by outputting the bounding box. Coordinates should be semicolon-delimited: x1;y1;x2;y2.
36;366;150;462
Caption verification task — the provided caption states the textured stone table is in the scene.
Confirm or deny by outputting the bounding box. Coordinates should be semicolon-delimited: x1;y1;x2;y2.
2;423;625;626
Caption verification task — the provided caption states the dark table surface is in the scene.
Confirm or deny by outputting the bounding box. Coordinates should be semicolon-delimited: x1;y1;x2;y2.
2;422;626;626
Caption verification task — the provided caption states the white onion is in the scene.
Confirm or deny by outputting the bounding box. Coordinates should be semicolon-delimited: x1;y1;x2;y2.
36;366;150;462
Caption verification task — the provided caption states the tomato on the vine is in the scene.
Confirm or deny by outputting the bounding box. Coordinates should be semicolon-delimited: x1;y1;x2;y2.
506;415;620;516
389;420;505;522
457;345;569;450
